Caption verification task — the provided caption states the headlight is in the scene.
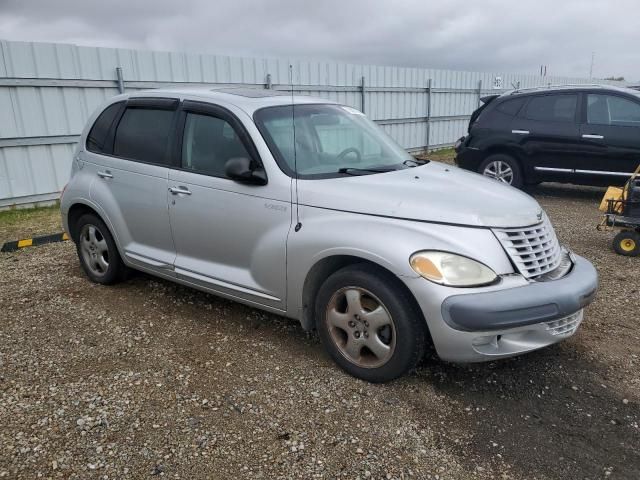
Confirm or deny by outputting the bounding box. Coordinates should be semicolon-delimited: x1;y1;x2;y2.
409;251;498;287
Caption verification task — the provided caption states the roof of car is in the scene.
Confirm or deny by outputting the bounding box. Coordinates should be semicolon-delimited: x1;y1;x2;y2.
501;83;639;98
120;87;336;115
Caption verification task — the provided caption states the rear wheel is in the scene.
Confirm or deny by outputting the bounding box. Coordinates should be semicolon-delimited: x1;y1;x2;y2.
75;214;127;284
315;264;426;383
613;230;640;256
478;154;523;188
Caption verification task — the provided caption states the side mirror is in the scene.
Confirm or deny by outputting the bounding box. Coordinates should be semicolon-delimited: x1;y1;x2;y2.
224;157;267;185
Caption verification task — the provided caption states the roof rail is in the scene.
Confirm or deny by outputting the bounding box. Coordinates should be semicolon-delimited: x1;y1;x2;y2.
510;83;610;94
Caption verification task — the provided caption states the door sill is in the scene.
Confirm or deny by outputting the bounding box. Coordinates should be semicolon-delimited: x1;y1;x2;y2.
174;267;281;304
125;251;174;270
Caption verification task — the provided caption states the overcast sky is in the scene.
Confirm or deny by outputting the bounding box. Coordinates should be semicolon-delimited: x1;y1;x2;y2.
1;0;638;81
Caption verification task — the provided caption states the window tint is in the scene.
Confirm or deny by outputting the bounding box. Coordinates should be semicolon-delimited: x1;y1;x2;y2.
113;108;175;164
87;102;122;153
523;94;577;122
587;94;640;126
181;113;252;177
496;98;525;116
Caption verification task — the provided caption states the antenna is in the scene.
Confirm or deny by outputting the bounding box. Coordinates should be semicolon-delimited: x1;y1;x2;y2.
289;64;302;232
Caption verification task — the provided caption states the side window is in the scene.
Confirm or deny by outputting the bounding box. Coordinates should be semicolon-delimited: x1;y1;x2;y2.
86;102;123;154
588;94;640;126
181;113;252;177
523;94;577;123
113;107;175;164
496;98;525;116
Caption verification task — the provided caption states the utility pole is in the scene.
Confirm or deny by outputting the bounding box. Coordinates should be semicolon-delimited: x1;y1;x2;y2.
589;51;595;79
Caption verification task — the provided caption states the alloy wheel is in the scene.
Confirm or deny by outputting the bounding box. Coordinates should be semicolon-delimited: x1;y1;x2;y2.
325;287;396;368
79;224;110;277
483;160;514;184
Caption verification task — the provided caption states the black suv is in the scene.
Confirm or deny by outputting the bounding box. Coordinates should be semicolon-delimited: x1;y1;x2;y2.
455;85;640;188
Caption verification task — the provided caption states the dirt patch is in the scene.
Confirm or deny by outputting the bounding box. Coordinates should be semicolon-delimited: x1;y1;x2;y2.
0;182;638;479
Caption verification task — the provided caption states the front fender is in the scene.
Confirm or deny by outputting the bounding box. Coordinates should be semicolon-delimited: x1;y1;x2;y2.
285;205;514;320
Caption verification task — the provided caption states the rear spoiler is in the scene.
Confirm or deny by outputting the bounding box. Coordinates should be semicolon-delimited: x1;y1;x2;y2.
480;94;499;104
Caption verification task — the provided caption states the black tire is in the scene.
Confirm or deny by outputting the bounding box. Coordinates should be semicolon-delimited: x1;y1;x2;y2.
478;153;524;189
74;213;127;284
315;264;426;383
613;230;640;257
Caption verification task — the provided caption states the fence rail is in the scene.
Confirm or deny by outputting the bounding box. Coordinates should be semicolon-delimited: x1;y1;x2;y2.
0;39;625;208
0;75;487;150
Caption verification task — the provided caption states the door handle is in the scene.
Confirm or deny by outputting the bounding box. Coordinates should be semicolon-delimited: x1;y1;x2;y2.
512;129;530;135
169;186;192;195
582;134;604;140
97;170;113;179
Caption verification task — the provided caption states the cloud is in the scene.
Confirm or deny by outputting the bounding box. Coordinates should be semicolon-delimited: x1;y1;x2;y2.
0;0;638;81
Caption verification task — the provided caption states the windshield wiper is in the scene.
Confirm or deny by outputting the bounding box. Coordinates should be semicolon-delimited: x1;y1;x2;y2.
403;158;429;167
337;167;397;175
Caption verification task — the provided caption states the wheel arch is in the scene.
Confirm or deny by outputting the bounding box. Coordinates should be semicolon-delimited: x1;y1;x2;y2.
300;254;427;336
483;145;524;166
66;201;121;253
67;202;104;242
482;145;534;176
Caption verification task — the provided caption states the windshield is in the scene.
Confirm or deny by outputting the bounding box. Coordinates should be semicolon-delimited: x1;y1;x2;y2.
253;104;417;178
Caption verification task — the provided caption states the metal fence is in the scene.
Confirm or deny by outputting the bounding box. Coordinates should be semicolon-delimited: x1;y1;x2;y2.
0;39;625;208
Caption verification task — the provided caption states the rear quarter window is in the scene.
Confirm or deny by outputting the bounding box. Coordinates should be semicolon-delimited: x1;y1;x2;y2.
495;98;526;116
86;102;124;154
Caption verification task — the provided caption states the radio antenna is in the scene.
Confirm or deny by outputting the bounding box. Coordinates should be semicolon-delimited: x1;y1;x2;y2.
290;64;302;232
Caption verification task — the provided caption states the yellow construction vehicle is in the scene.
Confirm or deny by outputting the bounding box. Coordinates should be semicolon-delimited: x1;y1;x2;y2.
598;164;640;256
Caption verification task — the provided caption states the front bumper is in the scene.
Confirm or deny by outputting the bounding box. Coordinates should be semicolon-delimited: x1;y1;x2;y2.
406;254;598;362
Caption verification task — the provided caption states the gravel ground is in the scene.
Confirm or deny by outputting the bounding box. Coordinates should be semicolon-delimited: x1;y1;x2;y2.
1;159;639;479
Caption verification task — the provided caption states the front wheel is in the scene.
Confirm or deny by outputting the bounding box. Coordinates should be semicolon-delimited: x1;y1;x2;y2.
315;264;427;383
613;230;640;256
478;154;523;188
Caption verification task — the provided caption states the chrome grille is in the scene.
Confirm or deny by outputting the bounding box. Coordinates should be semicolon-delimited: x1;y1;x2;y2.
493;214;562;279
545;310;583;336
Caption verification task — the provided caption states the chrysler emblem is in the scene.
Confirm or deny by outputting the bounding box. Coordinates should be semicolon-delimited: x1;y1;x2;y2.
537;211;543;221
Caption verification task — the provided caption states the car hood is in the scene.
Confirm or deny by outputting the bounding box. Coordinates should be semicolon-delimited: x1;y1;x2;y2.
297;161;543;228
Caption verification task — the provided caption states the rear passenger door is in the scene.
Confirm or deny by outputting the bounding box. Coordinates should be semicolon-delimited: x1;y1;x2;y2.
167;101;291;311
87;97;178;273
511;93;581;177
578;93;640;180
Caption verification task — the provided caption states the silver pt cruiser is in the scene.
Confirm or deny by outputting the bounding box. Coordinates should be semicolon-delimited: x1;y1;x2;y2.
61;88;598;382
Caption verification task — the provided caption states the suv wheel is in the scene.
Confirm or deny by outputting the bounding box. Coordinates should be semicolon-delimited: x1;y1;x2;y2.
479;154;523;188
75;213;127;284
315;264;426;383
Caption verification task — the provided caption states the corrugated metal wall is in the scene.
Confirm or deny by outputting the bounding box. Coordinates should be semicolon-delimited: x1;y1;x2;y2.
0;39;624;207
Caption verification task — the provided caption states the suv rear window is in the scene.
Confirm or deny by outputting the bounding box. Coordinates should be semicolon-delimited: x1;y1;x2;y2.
86;102;123;154
113;108;175;164
495;98;525;116
523;94;577;123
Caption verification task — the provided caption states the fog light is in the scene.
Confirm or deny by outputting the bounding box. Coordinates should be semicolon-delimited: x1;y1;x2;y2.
472;335;499;348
